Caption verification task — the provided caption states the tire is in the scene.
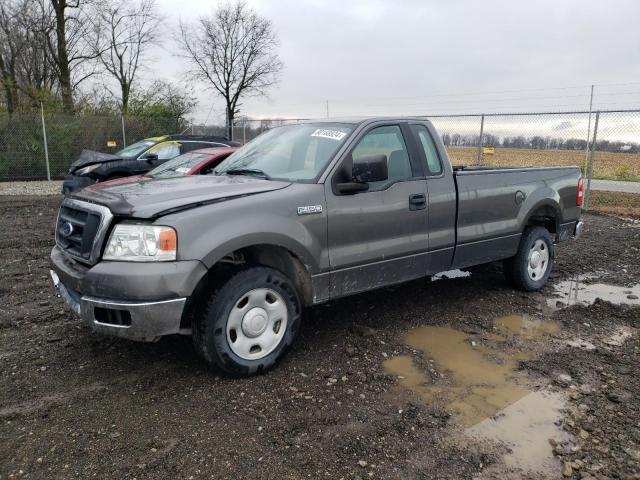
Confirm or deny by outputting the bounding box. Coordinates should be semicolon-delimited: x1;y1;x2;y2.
192;266;301;377
504;226;554;291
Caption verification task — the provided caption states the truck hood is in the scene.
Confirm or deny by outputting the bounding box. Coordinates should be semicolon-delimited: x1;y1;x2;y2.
70;174;291;218
69;149;124;172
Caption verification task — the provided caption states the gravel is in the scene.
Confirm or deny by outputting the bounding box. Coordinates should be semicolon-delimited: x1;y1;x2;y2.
0;181;63;196
0;197;638;479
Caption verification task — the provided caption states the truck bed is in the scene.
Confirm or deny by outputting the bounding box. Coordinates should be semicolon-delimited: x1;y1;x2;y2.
450;165;582;269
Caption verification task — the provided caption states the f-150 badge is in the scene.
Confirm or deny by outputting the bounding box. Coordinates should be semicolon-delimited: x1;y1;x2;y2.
297;205;323;215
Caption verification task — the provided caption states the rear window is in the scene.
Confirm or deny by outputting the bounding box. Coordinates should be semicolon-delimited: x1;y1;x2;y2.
410;124;442;175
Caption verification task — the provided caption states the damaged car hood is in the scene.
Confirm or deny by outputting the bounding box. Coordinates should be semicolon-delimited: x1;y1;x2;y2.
69;149;124;171
70;174;292;218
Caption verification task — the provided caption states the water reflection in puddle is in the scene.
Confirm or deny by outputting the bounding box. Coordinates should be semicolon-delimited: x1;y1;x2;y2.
549;276;640;308
494;314;560;337
384;315;565;476
468;391;569;475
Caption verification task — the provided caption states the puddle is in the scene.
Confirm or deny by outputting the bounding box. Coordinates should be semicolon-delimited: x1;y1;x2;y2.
384;315;559;426
468;391;569;475
494;314;560;337
549;276;640;308
431;269;471;281
384;315;566;476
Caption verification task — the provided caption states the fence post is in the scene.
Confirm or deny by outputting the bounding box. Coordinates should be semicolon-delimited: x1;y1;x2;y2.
121;115;127;148
40;102;51;181
582;85;594;178
583;111;599;210
476;114;485;165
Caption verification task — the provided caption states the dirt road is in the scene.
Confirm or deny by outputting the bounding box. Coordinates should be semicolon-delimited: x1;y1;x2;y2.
1;195;638;479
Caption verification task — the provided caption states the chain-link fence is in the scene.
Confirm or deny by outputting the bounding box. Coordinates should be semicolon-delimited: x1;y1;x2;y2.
429;109;640;214
0;113;183;180
0;109;638;213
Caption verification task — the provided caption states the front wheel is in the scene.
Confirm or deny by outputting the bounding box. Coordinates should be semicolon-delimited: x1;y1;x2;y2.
504;226;554;291
192;266;301;377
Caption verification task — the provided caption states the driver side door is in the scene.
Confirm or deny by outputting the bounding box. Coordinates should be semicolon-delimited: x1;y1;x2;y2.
324;123;429;297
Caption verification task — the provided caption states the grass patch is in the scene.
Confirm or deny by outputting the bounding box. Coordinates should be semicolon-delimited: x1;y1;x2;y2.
588;191;640;218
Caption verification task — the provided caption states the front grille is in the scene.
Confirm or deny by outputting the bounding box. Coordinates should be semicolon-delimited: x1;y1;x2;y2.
55;199;112;264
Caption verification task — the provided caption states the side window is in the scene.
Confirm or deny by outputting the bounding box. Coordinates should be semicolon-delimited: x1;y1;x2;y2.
410;124;442;175
147;141;181;160
351;125;412;190
181;142;217;153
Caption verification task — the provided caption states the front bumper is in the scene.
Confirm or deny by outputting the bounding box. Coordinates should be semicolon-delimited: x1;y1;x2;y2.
51;269;186;341
50;245;208;341
62;174;96;194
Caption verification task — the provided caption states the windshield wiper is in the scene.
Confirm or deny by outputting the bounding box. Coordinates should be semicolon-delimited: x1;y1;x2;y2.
223;168;271;180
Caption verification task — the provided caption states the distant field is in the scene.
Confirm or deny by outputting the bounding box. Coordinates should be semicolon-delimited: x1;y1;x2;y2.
446;147;640;181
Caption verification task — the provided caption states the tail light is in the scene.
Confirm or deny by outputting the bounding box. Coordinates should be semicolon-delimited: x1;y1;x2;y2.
577;178;584;207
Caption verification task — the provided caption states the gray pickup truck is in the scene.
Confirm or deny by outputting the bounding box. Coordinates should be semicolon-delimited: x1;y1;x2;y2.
50;117;584;376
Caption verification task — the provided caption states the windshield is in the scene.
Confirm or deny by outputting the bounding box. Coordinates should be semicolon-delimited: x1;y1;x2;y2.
115;139;156;159
215;123;354;181
147;152;211;178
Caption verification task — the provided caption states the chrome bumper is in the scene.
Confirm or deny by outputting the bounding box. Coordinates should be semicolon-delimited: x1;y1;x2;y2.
50;270;187;342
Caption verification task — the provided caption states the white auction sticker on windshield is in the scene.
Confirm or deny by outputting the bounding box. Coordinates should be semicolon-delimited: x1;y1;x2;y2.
311;128;347;141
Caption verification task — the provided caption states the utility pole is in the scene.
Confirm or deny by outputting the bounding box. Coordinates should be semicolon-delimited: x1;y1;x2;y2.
326;100;329;118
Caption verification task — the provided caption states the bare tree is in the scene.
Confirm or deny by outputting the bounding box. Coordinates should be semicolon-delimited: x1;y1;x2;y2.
178;1;283;138
17;1;58;105
0;1;28;113
93;0;161;113
41;0;99;113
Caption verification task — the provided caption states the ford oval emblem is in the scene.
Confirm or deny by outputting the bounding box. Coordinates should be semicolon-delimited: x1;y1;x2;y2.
60;221;75;237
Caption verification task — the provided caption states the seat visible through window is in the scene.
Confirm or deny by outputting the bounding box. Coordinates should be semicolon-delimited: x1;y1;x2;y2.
351;125;413;190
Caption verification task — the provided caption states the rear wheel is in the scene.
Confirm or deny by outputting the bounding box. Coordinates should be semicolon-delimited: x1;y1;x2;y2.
504;226;554;291
192;266;301;377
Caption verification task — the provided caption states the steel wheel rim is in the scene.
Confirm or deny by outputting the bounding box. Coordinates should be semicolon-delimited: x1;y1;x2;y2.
527;239;550;281
226;288;288;360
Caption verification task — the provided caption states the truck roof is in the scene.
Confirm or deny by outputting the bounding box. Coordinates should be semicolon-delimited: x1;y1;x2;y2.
297;116;430;126
164;134;237;143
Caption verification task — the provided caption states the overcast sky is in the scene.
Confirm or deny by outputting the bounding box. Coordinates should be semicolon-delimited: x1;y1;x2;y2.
148;0;640;123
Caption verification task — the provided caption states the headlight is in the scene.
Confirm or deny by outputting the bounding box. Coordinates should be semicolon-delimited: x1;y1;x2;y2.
76;164;101;176
103;223;177;261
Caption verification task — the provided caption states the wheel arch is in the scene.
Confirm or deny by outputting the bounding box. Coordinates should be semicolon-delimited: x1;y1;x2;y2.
521;198;562;235
181;242;316;330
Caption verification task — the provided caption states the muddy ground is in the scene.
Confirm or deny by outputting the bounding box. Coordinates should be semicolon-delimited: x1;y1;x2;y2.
0;195;638;480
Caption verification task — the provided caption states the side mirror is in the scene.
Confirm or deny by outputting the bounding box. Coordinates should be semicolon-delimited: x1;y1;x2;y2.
352;154;388;183
336;154;388;195
140;153;158;162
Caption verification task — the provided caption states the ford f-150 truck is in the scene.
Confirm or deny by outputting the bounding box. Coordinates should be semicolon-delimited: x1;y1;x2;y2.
50;117;584;376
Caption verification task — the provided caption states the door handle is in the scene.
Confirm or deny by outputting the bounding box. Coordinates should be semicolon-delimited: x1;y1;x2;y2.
409;193;427;211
